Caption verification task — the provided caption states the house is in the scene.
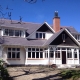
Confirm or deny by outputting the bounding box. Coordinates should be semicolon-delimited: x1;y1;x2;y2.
0;11;80;68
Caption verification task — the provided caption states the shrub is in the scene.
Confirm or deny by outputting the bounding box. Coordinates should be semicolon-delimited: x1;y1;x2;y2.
60;70;80;80
0;59;9;80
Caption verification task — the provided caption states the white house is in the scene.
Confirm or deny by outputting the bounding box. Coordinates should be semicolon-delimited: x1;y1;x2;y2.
0;11;80;68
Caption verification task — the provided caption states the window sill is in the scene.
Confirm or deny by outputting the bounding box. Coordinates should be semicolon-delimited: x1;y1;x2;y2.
55;58;61;59
27;58;44;60
67;58;73;60
74;58;78;60
7;58;20;60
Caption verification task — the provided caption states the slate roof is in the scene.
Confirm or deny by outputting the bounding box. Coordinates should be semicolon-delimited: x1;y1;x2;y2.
0;19;79;46
60;26;78;33
2;36;46;46
0;19;42;35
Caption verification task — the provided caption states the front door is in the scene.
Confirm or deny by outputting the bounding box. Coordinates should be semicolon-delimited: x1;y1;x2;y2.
62;51;66;64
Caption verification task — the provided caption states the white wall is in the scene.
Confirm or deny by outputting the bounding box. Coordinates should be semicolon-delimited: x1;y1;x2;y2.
46;33;53;39
2;47;25;65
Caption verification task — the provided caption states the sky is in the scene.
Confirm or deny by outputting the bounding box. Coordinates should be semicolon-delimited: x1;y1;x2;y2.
0;0;80;32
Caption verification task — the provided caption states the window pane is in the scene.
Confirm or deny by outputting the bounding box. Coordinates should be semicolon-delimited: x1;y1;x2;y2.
12;48;16;51
32;52;35;58
36;33;38;38
8;52;11;58
8;48;11;51
40;48;43;51
36;48;39;51
58;53;60;58
28;48;31;51
4;29;8;35
43;33;45;38
16;52;20;58
9;29;14;36
32;48;35;51
50;52;54;58
40;33;42;38
74;54;77;58
12;52;15;58
28;52;31;58
17;48;20;51
36;52;39;58
15;30;19;36
40;52;43;58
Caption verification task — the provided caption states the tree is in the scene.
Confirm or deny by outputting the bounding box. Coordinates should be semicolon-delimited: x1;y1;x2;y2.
24;0;45;4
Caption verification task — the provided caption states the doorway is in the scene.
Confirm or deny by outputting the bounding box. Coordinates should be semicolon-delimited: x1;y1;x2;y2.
62;51;66;64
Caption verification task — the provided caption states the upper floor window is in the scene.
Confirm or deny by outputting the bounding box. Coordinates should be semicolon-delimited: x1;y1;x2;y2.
36;32;45;39
3;29;24;37
73;35;80;40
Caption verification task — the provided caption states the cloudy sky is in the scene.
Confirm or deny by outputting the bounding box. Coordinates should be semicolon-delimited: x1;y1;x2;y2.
0;0;80;32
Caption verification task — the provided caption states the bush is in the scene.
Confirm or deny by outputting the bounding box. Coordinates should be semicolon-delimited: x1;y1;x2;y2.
0;59;9;80
60;70;80;80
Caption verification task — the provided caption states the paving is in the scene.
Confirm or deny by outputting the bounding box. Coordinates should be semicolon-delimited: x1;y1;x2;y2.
7;66;63;80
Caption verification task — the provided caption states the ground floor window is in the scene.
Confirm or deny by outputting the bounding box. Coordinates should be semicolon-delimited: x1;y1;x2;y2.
45;51;48;58
50;51;54;58
67;52;72;58
7;48;20;59
28;48;43;59
55;51;60;58
74;49;77;58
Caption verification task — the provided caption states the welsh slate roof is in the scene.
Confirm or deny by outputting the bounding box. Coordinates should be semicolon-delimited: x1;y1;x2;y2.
2;36;46;46
0;19;42;35
61;26;78;33
0;19;79;46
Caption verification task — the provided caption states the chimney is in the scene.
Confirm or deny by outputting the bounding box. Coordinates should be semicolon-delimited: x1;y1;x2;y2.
53;11;60;32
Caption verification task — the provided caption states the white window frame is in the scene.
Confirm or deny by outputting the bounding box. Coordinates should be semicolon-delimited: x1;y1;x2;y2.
36;32;45;39
7;48;20;59
67;49;72;58
3;29;24;37
28;48;43;59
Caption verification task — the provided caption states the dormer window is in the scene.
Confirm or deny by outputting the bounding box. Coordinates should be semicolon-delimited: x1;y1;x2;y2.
3;29;24;37
36;32;45;39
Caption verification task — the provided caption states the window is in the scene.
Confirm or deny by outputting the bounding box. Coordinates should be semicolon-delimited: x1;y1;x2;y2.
7;48;20;59
32;52;35;58
15;30;19;36
9;29;14;36
36;52;39;58
40;52;43;58
67;51;72;58
28;48;43;59
36;32;45;39
45;51;48;58
4;29;24;37
74;49;77;58
50;51;54;58
4;29;8;35
28;52;31;58
55;51;60;58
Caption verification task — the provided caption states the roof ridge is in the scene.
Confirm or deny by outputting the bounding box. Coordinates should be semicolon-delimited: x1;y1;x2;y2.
0;18;42;25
